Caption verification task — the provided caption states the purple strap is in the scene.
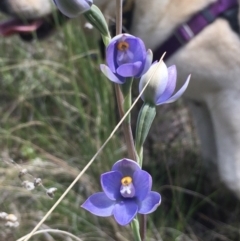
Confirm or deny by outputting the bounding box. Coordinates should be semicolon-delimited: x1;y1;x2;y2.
153;0;238;61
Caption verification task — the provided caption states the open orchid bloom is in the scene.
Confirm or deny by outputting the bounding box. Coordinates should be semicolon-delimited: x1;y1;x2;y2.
100;34;153;84
139;61;191;105
82;158;161;226
53;0;93;18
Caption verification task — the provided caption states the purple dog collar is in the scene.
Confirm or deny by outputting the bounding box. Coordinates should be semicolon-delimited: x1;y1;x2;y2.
153;0;238;61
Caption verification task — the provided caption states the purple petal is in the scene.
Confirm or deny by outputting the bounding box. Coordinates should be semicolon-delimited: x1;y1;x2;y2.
100;64;125;84
155;65;177;104
133;170;152;201
101;171;122;200
106;40;117;72
138;191;161;214
54;0;92;18
112;159;141;177
139;61;169;103
113;200;138;225
116;62;142;77
158;74;191;105
106;34;139;71
127;38;146;62
81;192;115;217
137;49;153;77
110;33;134;43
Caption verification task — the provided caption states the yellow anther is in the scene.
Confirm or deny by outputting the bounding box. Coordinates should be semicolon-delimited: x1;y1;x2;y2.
121;176;132;186
117;41;129;51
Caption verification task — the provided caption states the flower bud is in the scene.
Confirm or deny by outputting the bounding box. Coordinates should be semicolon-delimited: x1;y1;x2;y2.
18;169;28;179
139;61;168;105
22;181;35;191
53;0;93;18
46;187;57;199
0;212;8;219
5;221;19;228
34;178;42;187
5;214;18;222
139;61;190;105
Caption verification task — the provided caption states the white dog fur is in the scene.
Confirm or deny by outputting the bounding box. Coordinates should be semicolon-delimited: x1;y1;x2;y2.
97;0;240;198
2;0;240;198
139;0;240;198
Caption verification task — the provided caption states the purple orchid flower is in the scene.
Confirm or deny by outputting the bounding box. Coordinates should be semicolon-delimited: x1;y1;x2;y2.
100;34;153;84
139;60;191;105
81;158;161;226
53;0;93;18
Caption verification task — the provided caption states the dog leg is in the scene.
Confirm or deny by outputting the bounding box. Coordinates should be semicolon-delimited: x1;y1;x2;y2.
205;90;240;198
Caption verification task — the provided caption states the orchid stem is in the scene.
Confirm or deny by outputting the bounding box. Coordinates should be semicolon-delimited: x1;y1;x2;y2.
115;1;143;239
115;0;137;161
131;219;142;241
121;77;134;123
116;0;123;35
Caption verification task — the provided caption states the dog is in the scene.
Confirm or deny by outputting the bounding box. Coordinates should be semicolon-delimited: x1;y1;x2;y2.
0;0;68;41
128;0;240;199
1;0;240;199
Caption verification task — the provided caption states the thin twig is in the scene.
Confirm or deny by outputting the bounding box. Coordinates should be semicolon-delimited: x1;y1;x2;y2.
17;228;83;241
116;0;123;35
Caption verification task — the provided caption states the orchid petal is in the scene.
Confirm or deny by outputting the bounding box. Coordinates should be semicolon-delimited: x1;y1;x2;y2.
116;62;142;77
54;0;92;18
106;41;117;72
138;191;161;214
113;200;138;225
100;64;125;84
101;171;122;200
112;158;141;177
81;192;115;217
127;38;145;62
139;61;169;103
133;170;152;201
155;65;177;104
137;49;153;77
157;74;191;105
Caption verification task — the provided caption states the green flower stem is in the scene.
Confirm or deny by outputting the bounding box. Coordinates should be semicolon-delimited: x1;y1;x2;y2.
135;103;156;167
121;77;134;124
84;4;111;45
131;218;142;241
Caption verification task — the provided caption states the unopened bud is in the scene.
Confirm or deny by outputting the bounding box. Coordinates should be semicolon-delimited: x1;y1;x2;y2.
0;212;8;219
34;178;42;187
18;169;28;179
46;187;57;199
139;61;168;105
22;181;35;191
5;221;19;228
5;214;17;222
53;0;93;18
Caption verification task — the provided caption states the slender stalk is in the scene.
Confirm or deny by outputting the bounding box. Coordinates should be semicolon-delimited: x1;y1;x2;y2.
116;0;123;35
131;219;142;241
17;229;83;241
115;0;136;160
140;215;146;241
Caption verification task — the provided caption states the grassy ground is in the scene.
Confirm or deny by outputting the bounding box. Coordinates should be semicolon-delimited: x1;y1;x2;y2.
0;18;240;241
